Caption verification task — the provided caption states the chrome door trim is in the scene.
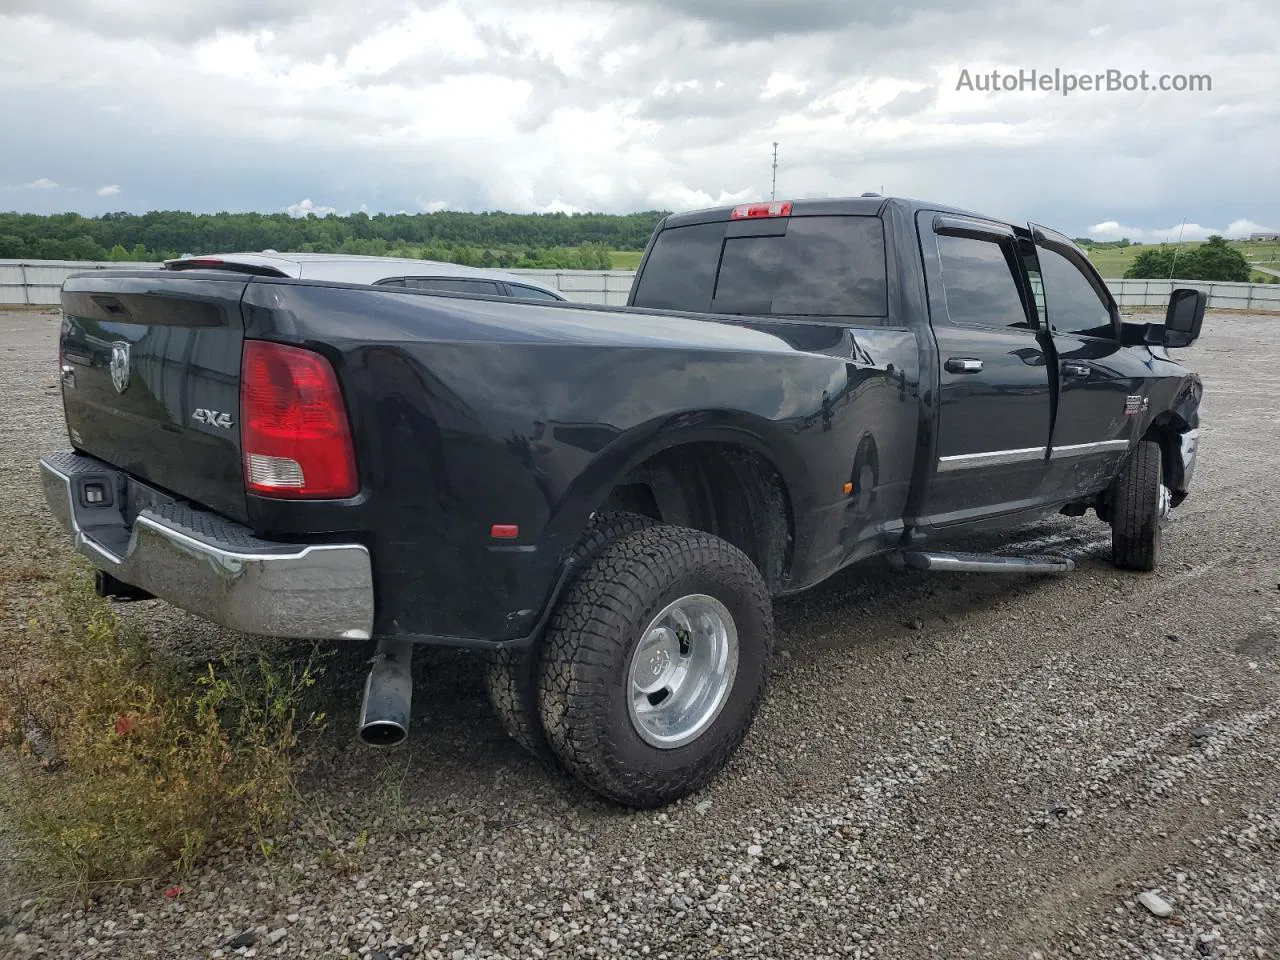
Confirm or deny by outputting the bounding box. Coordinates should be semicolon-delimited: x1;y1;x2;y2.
1049;439;1130;460
937;446;1047;472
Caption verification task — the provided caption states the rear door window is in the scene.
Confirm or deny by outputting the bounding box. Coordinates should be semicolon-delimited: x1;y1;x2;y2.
935;234;1035;331
506;284;564;301
404;277;502;296
632;216;888;318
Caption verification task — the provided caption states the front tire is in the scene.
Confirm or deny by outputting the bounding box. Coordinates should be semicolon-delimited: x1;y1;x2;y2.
537;525;773;808
1110;439;1169;571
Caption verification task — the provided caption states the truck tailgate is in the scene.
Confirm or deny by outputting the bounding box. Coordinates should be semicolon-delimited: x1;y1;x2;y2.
59;272;250;524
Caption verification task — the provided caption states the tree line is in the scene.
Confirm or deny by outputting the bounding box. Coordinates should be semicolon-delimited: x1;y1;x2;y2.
0;209;668;269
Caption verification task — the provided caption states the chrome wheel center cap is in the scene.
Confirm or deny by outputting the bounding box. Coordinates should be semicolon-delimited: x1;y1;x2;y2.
626;595;740;750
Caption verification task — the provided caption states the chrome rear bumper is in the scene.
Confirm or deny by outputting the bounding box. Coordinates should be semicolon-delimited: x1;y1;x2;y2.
39;451;374;641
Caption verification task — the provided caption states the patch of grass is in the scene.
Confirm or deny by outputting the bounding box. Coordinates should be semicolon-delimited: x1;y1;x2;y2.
609;250;644;271
1084;245;1145;279
0;564;328;896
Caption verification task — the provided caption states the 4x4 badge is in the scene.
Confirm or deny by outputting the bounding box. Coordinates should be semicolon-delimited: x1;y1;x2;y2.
193;408;234;429
109;341;131;394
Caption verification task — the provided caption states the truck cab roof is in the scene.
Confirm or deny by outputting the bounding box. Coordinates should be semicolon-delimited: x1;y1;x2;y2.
660;195;997;230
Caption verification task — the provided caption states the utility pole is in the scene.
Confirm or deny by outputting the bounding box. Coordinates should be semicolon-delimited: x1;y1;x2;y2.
771;142;779;201
1169;219;1188;280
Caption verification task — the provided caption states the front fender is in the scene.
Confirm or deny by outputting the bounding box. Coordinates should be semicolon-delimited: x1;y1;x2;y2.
1140;369;1203;497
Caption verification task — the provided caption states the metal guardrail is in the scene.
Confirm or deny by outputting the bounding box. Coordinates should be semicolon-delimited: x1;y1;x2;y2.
3;260;1279;311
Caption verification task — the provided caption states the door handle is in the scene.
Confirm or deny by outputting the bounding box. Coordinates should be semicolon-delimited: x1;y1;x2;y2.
945;358;983;374
1063;362;1091;379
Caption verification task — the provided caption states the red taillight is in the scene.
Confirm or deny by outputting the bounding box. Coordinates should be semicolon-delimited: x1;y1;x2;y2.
240;340;358;499
182;257;225;267
730;201;793;220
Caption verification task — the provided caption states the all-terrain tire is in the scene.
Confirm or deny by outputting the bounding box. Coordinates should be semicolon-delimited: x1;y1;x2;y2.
483;512;656;760
537;525;773;808
1111;439;1165;572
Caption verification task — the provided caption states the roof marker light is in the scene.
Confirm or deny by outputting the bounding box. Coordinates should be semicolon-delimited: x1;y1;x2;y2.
730;201;793;220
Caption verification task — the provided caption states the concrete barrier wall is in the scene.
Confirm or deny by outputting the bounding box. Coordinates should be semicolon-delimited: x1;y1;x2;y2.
3;260;1278;311
0;260;160;307
0;260;640;307
1106;278;1280;312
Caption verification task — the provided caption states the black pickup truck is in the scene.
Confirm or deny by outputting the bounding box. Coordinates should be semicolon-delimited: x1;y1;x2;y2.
40;196;1205;808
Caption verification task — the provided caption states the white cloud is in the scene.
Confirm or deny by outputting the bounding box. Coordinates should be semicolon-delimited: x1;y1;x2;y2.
97;184;120;196
533;198;583;215
762;72;808;100
285;198;337;217
23;177;58;189
0;0;1275;238
1088;218;1279;243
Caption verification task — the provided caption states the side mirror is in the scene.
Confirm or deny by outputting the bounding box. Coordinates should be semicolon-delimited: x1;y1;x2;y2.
1164;288;1207;348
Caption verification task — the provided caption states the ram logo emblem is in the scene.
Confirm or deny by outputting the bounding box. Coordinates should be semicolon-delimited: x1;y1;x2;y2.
192;408;234;429
109;341;131;394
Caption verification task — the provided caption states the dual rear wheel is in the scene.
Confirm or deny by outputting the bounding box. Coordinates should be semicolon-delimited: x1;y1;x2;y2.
484;514;772;808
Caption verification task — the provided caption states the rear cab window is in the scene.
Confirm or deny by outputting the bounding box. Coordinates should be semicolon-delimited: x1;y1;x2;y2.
631;214;888;320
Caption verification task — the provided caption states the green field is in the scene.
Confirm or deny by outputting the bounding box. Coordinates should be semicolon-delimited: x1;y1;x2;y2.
1084;238;1280;281
609;250;645;270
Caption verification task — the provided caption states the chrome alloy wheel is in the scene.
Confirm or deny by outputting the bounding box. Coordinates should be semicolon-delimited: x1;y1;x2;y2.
626;594;739;750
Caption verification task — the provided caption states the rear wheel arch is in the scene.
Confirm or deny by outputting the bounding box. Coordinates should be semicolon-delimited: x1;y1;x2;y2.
548;415;806;594
597;439;795;594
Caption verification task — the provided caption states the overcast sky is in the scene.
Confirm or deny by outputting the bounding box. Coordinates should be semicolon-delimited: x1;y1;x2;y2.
1;0;1277;240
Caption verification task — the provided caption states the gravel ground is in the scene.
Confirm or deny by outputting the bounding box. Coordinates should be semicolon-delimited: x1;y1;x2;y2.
1;308;1278;960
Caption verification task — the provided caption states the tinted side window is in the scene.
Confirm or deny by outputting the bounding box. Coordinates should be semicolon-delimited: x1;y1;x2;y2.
405;277;502;295
712;217;887;317
1037;248;1114;338
630;222;723;312
935;235;1033;330
507;284;563;301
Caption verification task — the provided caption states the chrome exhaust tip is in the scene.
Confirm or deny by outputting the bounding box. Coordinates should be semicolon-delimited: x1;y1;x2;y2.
358;637;413;748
